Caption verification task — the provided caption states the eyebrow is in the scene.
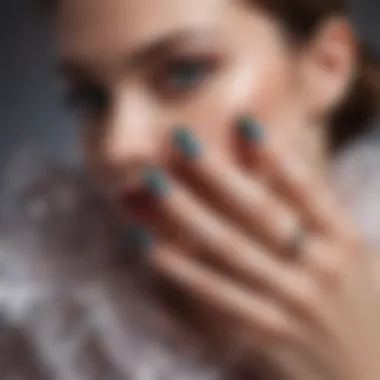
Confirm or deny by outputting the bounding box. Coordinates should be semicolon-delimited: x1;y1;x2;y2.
127;28;217;67
58;28;217;82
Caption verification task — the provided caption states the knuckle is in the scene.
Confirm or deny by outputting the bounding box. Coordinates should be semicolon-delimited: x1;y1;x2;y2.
254;300;293;342
322;258;346;287
287;271;322;313
306;237;347;287
265;312;293;342
316;253;344;286
277;208;301;251
298;282;321;312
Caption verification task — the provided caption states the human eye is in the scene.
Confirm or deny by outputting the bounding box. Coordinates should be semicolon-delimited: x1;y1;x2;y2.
64;84;109;117
152;55;218;99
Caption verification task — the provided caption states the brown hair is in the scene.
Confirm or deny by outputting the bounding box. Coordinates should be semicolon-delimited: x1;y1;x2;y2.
50;0;379;151
254;0;380;152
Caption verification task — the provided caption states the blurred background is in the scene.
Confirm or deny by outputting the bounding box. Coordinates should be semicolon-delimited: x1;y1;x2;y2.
1;0;380;181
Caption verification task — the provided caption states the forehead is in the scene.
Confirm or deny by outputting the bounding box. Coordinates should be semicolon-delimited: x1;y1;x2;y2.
58;0;231;60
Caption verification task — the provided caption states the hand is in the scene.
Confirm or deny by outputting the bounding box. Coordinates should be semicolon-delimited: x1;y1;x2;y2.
133;117;380;380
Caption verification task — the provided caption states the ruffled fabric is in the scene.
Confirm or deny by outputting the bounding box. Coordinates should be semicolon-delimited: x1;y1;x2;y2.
0;153;247;380
1;138;380;380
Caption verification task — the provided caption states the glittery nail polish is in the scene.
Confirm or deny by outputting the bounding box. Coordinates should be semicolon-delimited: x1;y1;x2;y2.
173;127;202;159
124;225;156;253
237;116;265;142
143;169;170;198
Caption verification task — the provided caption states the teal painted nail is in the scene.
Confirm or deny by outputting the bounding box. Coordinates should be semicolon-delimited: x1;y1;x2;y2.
143;169;170;198
124;225;156;253
237;116;265;142
173;127;202;159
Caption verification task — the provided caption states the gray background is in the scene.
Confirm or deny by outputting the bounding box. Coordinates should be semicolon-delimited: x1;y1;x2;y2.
1;0;80;178
1;0;379;179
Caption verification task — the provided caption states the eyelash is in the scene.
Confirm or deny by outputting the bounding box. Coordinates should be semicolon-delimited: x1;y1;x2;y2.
65;56;217;115
152;56;217;98
65;85;109;116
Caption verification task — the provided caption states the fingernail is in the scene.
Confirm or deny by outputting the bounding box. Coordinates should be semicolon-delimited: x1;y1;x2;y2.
143;169;170;198
172;127;202;159
237;116;265;142
124;225;156;253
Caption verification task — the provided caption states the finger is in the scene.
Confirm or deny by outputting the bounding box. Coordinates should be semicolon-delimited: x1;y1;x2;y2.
141;169;336;328
171;127;301;255
169;127;350;290
169;125;359;286
237;116;359;245
151;242;295;342
270;344;334;380
206;316;333;380
151;243;337;370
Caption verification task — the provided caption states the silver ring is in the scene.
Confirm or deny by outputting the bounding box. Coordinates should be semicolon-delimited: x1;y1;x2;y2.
286;228;306;259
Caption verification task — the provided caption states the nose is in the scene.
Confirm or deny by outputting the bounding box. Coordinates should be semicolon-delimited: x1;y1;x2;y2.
100;89;158;175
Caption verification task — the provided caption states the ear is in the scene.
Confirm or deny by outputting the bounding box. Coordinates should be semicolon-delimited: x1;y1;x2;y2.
298;18;358;119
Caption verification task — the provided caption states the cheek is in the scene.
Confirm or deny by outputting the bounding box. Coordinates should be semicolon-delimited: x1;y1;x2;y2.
80;56;297;178
176;53;295;163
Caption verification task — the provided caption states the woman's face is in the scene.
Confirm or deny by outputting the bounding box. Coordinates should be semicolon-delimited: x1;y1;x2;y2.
58;0;322;197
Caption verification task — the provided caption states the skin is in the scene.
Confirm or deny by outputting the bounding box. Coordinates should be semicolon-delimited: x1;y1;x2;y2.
58;0;350;181
58;0;380;379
